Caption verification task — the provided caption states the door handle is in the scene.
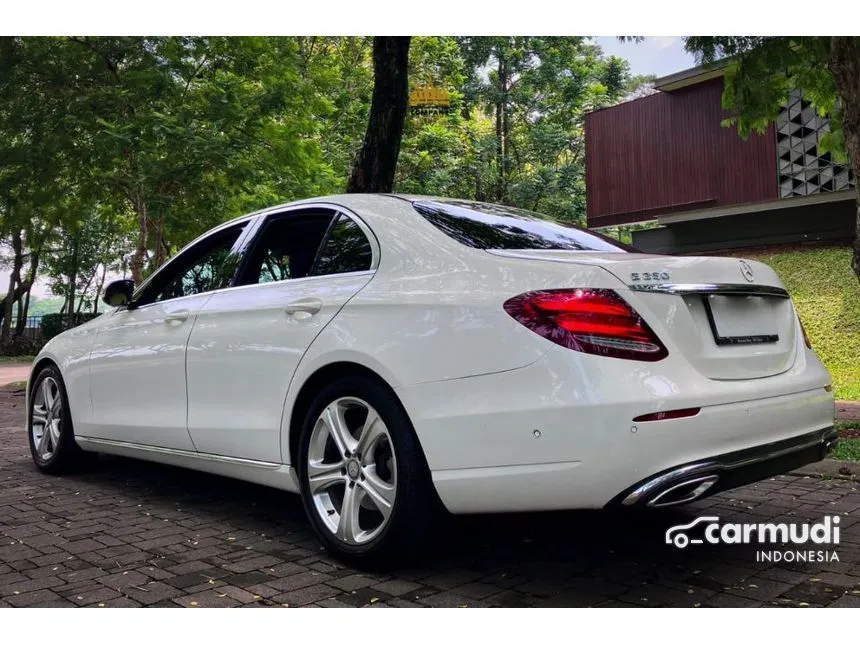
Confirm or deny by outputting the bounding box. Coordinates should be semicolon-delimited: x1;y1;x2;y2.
164;310;190;324
284;298;323;318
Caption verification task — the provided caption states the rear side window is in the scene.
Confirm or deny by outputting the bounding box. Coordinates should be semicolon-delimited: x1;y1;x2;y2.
413;199;638;252
239;211;336;285
310;214;373;276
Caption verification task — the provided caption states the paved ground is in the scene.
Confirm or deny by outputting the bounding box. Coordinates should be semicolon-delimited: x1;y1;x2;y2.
1;385;858;608
0;363;31;387
837;400;860;421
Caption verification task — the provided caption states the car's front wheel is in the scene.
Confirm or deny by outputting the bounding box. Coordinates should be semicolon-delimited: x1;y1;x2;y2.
28;365;90;474
297;375;437;566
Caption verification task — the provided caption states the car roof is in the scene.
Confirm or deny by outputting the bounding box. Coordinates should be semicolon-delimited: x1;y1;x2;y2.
219;193;481;225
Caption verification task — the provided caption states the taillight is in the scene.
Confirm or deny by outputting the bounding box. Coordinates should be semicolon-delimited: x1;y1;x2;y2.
503;288;668;362
798;315;812;349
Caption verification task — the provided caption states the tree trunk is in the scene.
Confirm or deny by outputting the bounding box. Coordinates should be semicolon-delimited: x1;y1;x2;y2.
0;229;24;342
495;50;509;202
14;288;29;336
93;264;107;315
830;37;860;281
151;217;170;270
66;242;78;329
15;241;41;336
76;268;96;314
346;37;411;193
495;51;506;202
129;190;149;284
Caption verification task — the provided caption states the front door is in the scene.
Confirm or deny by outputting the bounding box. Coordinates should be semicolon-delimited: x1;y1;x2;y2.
87;222;248;450
185;209;376;462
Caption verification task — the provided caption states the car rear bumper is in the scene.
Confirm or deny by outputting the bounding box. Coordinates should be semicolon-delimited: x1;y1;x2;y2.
606;425;838;509
397;347;834;514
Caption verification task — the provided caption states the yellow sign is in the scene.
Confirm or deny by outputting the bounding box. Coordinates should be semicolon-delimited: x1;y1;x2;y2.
409;87;451;107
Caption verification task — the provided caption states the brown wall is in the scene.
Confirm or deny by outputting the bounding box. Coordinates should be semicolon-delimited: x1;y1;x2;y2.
585;78;778;227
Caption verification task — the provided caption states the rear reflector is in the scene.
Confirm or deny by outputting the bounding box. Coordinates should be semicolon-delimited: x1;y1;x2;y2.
503;288;668;361
633;408;701;422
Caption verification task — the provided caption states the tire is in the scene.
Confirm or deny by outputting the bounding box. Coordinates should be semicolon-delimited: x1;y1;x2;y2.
297;374;438;567
28;365;90;474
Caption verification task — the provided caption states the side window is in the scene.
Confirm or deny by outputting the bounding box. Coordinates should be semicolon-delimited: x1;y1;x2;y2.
146;226;245;304
239;211;335;285
310;214;373;277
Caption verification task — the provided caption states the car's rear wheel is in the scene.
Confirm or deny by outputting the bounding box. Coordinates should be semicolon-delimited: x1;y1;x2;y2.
297;375;436;567
28;365;89;474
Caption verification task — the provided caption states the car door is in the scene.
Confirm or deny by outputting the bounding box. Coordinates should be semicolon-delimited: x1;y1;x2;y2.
86;222;249;450
185;207;377;462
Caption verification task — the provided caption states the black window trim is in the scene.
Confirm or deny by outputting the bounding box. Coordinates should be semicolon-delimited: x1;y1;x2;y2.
127;202;381;309
233;205;379;287
233;205;340;287
306;211;341;278
130;219;252;309
307;210;375;278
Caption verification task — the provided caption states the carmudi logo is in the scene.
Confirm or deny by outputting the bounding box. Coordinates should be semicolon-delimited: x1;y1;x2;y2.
665;515;841;563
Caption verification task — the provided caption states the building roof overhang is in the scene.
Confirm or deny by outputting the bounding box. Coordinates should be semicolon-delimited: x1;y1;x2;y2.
653;60;730;92
656;190;855;225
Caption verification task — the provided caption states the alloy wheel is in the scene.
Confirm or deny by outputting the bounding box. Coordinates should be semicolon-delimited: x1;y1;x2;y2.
307;396;397;545
31;376;63;461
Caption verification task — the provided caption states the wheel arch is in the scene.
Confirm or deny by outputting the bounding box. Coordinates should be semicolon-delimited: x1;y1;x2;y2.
27;356;61;404
25;355;71;438
286;361;416;470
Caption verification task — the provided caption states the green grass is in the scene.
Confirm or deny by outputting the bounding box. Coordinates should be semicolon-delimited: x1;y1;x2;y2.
739;246;860;401
0;355;35;363
831;438;860;462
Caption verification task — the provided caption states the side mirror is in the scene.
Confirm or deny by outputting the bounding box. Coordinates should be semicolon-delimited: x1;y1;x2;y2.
102;279;135;308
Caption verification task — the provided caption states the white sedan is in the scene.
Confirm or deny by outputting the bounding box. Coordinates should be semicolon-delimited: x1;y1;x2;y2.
26;194;837;564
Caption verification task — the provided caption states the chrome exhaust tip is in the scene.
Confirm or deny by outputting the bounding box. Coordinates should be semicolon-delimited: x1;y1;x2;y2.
646;475;720;508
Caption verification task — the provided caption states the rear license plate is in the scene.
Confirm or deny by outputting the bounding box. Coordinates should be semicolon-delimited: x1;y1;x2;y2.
704;295;779;345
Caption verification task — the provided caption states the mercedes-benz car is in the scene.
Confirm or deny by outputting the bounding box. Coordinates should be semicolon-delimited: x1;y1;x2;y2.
25;194;837;564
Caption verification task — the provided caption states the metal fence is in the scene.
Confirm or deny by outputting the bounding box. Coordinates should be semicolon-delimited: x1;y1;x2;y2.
16;315;44;339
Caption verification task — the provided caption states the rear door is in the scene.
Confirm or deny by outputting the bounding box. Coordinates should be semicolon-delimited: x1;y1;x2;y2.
185;207;377;462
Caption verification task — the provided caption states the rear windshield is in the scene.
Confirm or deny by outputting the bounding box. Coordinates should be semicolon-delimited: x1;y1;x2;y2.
412;199;638;252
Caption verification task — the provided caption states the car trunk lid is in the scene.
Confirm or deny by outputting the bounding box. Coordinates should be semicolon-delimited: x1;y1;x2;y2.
488;250;798;380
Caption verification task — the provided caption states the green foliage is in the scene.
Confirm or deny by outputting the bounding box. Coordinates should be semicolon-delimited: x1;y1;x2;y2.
410;36;633;223
1;35;635;337
831;438;860;462
739;246;860;400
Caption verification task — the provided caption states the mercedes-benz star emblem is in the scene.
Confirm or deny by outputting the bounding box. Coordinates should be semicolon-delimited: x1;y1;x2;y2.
347;459;360;480
739;260;755;283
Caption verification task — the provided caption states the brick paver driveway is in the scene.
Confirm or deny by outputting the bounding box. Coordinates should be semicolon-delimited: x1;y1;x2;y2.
1;385;858;608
